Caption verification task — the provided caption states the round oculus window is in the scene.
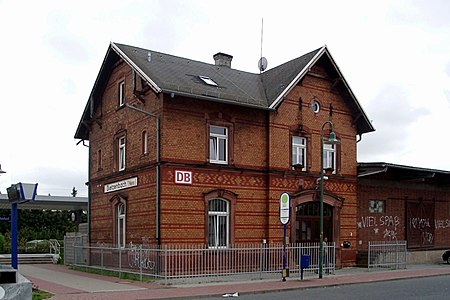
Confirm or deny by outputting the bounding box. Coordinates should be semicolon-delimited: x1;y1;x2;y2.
311;99;320;113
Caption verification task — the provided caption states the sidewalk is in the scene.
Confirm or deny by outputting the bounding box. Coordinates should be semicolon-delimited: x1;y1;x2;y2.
19;263;450;300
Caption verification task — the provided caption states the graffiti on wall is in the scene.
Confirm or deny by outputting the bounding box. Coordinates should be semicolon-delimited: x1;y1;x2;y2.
127;237;156;270
435;219;450;229
357;215;400;240
408;217;434;245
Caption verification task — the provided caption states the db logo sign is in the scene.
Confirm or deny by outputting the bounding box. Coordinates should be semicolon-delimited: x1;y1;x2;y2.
175;170;192;185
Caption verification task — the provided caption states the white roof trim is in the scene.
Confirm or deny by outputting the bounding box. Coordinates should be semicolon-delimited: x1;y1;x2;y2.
110;42;162;94
322;50;373;131
269;46;327;109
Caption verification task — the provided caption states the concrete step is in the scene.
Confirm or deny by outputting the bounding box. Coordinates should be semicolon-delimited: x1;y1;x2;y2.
0;254;57;265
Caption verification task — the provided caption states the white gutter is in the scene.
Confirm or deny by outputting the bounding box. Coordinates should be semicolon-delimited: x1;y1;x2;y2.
269;45;326;109
110;42;162;94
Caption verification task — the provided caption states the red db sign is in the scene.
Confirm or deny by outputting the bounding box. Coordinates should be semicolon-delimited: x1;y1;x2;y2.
175;170;192;184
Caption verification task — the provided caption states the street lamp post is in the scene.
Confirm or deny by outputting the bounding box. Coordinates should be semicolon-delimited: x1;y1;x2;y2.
319;121;339;279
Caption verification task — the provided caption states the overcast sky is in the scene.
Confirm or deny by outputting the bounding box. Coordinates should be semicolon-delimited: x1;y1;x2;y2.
1;0;449;197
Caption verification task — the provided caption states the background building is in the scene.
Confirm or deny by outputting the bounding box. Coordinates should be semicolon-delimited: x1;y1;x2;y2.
357;163;450;264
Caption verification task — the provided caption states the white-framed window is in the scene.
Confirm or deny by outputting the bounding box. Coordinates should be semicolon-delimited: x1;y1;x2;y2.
208;199;229;248
119;81;125;107
199;75;218;86
142;131;148;155
323;143;336;172
369;200;385;213
118;136;126;171
209;125;228;164
117;203;126;248
292;136;306;170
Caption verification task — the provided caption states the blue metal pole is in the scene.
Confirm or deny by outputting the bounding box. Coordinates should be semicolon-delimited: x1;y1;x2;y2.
11;202;18;269
282;223;287;281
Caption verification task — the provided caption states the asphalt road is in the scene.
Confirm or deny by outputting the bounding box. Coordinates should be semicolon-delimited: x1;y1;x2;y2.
207;274;450;300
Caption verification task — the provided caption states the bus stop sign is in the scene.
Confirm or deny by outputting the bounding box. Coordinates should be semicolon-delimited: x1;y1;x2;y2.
279;192;290;225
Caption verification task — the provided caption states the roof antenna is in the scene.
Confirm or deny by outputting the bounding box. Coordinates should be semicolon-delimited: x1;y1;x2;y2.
258;18;268;73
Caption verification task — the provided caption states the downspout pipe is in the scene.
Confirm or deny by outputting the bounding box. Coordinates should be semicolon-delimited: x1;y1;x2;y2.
126;104;161;245
356;134;362;143
77;139;90;245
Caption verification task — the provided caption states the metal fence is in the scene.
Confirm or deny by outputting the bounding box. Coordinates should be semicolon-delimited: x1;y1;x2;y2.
368;240;407;270
65;241;335;283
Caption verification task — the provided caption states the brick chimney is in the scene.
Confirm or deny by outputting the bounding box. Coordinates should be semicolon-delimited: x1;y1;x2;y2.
213;52;233;68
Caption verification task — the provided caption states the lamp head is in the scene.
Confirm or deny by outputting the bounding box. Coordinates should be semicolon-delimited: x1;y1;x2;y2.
327;131;340;145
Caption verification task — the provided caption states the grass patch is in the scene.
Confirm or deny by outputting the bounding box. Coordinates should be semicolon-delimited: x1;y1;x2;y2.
32;284;53;300
70;265;156;282
32;291;53;300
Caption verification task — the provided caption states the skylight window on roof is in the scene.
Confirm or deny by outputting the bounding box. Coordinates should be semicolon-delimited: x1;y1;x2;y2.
199;75;218;86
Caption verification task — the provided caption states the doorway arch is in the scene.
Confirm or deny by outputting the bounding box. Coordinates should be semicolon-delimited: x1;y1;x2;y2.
290;190;343;246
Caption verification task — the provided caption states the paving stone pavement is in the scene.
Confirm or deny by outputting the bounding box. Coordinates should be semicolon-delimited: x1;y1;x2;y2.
17;263;450;300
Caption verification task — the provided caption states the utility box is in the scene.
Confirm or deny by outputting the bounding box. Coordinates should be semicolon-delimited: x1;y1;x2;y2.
300;254;310;269
300;254;310;280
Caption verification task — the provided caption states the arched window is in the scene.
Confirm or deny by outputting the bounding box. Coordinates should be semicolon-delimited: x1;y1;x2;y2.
117;203;125;248
208;199;229;248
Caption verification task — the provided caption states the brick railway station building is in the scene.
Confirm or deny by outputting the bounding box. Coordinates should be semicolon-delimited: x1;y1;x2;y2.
75;43;450;267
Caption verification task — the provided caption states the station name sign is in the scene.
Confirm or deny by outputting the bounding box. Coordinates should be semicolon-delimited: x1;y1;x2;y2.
104;177;138;193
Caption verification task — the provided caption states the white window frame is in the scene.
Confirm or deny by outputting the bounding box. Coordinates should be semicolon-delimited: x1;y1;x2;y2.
119;81;125;107
292;136;306;170
209;125;228;164
323;143;336;173
199;75;218;86
208;199;229;248
118;136;126;171
117;203;126;248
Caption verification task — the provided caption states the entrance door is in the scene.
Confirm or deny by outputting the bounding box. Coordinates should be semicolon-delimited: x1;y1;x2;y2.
295;202;333;243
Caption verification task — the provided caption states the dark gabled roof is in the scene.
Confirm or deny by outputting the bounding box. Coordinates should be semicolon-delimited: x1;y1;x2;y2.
75;42;374;140
261;48;321;106
114;43;268;108
358;162;450;185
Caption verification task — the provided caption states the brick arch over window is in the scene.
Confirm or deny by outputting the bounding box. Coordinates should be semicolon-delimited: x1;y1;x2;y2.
204;189;237;245
110;194;127;247
290;189;343;246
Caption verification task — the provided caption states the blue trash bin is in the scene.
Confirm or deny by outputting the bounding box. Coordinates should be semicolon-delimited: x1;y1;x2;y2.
300;254;310;280
301;254;310;268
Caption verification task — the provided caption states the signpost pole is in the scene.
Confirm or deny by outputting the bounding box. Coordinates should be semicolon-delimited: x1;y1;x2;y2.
279;192;290;282
7;182;38;270
11;202;18;269
282;223;287;281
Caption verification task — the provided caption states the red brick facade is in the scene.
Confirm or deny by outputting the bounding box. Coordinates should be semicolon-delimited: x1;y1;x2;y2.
79;45;374;268
77;44;450;268
88;68;360;266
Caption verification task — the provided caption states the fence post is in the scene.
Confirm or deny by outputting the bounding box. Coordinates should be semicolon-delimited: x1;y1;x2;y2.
64;236;66;265
101;246;104;275
74;240;77;266
119;246;122;279
259;242;263;279
137;245;141;281
164;245;168;285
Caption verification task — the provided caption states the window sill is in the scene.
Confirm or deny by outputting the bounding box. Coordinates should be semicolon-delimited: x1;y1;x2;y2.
292;164;305;172
209;160;228;165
